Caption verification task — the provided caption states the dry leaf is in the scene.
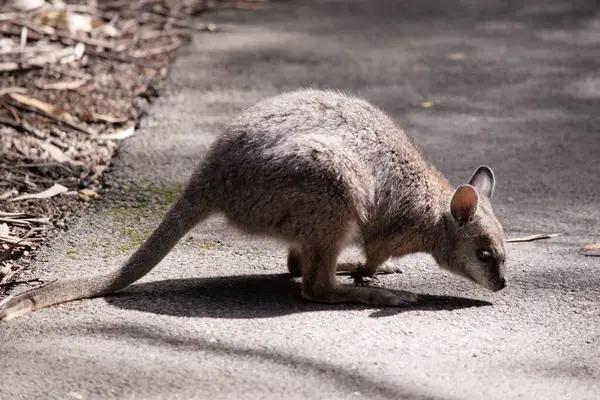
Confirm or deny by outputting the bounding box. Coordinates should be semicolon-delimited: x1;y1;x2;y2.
507;233;562;243
0;189;18;201
0;223;9;237
34;11;102;34
36;79;88;90
11;0;45;11
10;183;69;202
0;61;20;72
447;52;466;60
97;126;135;140
78;188;99;198
40;142;71;163
98;24;120;38
11;93;62;116
581;243;600;257
66;13;94;34
78;188;100;202
0;86;27;96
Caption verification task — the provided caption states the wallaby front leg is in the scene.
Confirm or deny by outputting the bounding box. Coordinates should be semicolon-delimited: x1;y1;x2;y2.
349;248;395;285
288;248;400;279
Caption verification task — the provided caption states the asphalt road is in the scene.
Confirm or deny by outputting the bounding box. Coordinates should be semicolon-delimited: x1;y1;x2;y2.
1;1;599;399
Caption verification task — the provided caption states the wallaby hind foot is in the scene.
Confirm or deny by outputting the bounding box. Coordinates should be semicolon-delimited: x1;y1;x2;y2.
310;285;418;307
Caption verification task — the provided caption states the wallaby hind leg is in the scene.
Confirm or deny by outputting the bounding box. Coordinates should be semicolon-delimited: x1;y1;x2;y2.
300;244;418;307
287;248;303;277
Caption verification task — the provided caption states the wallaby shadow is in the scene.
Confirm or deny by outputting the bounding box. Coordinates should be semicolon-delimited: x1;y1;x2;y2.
106;273;492;319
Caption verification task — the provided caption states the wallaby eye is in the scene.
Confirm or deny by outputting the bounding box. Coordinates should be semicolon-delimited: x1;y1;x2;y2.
476;249;493;262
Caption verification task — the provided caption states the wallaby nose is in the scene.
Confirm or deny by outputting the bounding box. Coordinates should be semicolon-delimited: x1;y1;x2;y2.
499;278;507;289
492;277;507;292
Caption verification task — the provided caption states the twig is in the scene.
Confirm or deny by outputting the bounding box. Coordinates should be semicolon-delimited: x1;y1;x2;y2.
0;87;27;96
0;117;46;138
0;235;42;245
0;43;85;71
48;65;92;80
9;19;54;36
8;163;75;175
0;277;42;287
0;43;64;55
6;99;97;136
0;265;27;285
0;100;21;123
0;217;51;225
0;212;30;218
139;28;195;40
120;10;214;31
129;38;183;58
0;13;19;21
85;48;133;63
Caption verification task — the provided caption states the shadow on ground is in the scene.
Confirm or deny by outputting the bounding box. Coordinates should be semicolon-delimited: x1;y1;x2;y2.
78;321;446;400
106;273;491;319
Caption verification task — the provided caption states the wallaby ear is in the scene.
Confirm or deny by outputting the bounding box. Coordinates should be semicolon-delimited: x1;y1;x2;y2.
450;184;479;224
468;165;495;199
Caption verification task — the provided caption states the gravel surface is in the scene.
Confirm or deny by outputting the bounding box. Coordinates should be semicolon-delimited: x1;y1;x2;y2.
1;1;599;399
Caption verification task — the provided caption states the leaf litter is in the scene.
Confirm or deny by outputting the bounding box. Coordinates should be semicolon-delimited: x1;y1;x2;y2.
0;0;270;294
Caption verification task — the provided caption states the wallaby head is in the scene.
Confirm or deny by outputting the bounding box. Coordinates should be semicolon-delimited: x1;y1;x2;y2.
436;166;507;292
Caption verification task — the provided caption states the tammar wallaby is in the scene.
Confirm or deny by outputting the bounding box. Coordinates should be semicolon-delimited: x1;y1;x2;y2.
0;89;507;321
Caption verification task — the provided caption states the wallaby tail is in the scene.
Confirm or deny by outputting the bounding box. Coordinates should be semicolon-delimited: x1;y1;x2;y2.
0;185;212;321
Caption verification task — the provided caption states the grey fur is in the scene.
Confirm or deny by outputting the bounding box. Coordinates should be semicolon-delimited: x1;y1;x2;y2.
0;89;507;321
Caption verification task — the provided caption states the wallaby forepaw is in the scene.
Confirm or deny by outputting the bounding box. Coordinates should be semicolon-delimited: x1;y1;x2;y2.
351;271;379;286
